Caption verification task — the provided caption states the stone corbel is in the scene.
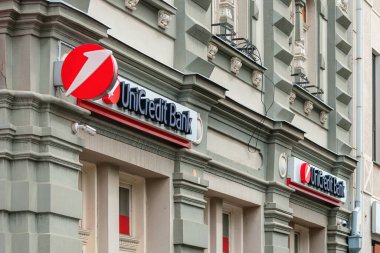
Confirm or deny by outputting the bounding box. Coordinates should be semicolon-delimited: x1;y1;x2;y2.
79;228;90;246
289;92;296;104
337;0;348;13
158;10;171;29
320;111;328;124
252;70;262;88
230;57;242;75
125;0;140;11
303;100;313;115
207;42;218;60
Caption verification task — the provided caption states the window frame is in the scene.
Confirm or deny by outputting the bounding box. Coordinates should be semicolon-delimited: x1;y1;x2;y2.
119;183;132;236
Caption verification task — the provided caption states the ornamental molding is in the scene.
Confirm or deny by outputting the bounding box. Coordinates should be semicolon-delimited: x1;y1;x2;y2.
125;0;140;11
304;100;313;115
293;41;306;70
120;235;140;252
207;42;218;60
230;57;242;75
158;10;171;29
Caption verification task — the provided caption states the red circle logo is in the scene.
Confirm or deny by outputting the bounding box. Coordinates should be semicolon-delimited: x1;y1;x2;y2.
300;162;311;184
61;44;118;100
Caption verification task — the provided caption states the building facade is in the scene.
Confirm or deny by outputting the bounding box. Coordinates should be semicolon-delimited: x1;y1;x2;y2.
360;0;380;252
0;0;359;253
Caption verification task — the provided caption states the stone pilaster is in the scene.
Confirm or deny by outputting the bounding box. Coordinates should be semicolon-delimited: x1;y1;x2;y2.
327;208;351;253
173;149;210;253
97;163;120;253
0;90;89;253
264;182;293;253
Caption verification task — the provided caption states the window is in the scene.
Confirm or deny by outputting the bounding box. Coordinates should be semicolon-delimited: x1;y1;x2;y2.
373;241;380;253
223;213;230;253
373;52;380;163
374;53;378;162
294;232;300;253
119;185;131;235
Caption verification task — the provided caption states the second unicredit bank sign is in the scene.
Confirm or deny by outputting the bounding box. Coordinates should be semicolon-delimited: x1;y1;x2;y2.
287;157;346;205
60;44;197;148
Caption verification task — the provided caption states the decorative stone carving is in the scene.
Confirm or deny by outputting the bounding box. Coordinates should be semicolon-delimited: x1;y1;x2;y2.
230;57;242;75
207;42;218;60
120;235;139;252
278;153;288;178
158;10;171;29
289;92;296;104
79;228;90;246
337;0;348;13
252;70;262;87
304;100;313;115
293;40;306;70
219;0;235;20
125;0;139;11
320;111;328;124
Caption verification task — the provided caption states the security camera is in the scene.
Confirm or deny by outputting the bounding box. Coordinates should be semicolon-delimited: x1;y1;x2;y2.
72;123;97;136
337;219;348;227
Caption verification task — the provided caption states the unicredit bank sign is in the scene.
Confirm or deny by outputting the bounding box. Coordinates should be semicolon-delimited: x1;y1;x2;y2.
287;157;346;205
60;44;197;147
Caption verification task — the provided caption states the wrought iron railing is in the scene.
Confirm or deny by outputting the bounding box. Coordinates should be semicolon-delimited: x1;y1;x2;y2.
211;22;262;66
291;72;324;99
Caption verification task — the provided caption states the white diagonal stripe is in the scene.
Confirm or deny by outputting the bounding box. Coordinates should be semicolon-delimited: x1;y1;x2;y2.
65;49;112;96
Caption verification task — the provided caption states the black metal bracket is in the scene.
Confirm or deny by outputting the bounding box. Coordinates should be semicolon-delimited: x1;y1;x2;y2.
212;22;262;65
292;72;324;99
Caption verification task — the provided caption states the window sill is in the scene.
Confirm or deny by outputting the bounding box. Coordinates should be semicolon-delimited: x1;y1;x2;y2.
119;234;140;252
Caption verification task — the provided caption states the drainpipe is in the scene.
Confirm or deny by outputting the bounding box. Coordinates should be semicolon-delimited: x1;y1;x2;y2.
348;0;363;252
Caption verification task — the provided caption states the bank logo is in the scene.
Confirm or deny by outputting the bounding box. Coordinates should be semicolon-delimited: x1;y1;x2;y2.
61;44;118;100
300;162;311;184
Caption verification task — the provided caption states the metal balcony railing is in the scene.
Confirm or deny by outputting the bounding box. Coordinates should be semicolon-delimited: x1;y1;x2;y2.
211;22;262;66
291;72;324;100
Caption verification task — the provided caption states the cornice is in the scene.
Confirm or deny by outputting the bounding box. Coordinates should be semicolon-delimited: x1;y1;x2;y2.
290;193;331;216
176;148;212;168
180;74;227;111
206;159;268;193
292;138;357;176
83;116;177;160
0;89;89;118
0;0;109;42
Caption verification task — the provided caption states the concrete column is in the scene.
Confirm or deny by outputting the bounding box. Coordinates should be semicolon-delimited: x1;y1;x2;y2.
327;209;350;253
173;150;209;253
244;206;263;253
146;178;172;253
310;228;326;253
264;184;293;253
0;90;89;253
97;163;119;253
